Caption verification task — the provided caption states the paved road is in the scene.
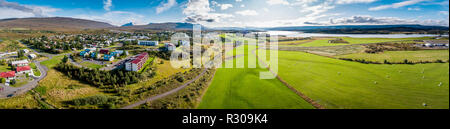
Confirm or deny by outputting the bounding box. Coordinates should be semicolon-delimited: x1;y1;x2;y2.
120;45;240;109
0;47;51;98
121;67;209;109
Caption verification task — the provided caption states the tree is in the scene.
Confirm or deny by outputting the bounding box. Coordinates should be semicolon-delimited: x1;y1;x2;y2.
62;55;69;63
18;50;24;58
0;78;5;83
10;79;16;85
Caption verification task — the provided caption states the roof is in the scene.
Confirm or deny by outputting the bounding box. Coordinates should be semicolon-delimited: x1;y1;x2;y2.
29;54;37;57
131;59;141;64
16;66;31;72
11;60;29;65
100;49;109;52
0;71;15;78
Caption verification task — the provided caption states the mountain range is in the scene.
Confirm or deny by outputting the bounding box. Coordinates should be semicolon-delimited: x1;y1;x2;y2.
0;17;448;34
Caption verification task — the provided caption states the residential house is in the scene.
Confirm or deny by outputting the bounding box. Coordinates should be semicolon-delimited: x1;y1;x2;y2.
80;51;89;57
0;71;16;80
125;53;149;71
21;49;30;54
138;40;159;46
16;66;32;75
11;60;29;67
165;43;176;51
100;49;109;54
28;54;37;59
104;54;115;61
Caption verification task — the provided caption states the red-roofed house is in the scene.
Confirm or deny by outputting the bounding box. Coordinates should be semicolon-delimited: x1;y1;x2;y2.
100;49;109;54
16;66;32;75
0;71;16;80
125;52;149;71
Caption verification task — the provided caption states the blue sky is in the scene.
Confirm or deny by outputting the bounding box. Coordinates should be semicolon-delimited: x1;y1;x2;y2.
0;0;448;27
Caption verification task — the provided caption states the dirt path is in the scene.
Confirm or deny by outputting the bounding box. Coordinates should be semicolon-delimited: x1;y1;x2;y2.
251;48;325;109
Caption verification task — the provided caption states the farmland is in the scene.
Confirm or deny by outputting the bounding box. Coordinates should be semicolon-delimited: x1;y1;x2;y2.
295;37;434;47
336;50;449;63
275;50;449;109
198;45;315;109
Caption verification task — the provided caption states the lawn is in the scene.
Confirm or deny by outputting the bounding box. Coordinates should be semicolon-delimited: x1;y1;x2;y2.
30;63;41;76
125;58;190;92
10;78;31;88
80;61;104;69
40;55;65;68
198;45;315;109
275;50;449;109
0;64;11;72
336;50;450;63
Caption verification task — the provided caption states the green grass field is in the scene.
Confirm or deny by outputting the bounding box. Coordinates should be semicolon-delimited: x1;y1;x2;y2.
0;64;11;72
80;62;103;69
336;50;450;63
295;37;434;47
30;63;41;76
275;50;449;109
198;45;315;109
41;55;65;68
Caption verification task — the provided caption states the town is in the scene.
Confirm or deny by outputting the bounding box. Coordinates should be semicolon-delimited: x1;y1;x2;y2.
0;31;187;100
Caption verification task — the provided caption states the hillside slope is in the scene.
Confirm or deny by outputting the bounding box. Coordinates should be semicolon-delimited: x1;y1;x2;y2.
0;17;115;31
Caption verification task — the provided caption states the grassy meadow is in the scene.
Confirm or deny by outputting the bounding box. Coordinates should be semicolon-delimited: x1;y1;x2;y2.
294;37;434;47
198;45;315;109
337;50;449;63
80;62;104;69
275;50;449;109
0;92;39;109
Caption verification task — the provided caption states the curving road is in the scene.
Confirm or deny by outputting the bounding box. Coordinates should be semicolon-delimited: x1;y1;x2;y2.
0;48;51;98
120;45;240;109
121;67;209;109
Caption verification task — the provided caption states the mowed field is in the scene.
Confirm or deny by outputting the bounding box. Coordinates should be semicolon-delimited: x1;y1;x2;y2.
276;50;449;109
198;45;315;109
295;37;433;47
337;50;449;63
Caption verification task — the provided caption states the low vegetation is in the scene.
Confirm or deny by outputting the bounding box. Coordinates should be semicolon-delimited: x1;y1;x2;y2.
275;50;449;109
138;68;216;109
337;50;449;64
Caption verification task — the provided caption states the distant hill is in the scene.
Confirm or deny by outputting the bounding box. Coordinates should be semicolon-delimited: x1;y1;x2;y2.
0;17;115;31
117;22;204;31
121;22;134;27
265;25;449;34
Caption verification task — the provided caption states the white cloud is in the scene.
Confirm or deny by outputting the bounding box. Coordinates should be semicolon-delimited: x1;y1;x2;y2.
369;0;428;11
335;0;377;4
329;15;449;26
220;4;233;10
156;0;177;14
407;7;421;11
236;0;243;2
300;0;335;17
183;0;234;23
0;0;59;18
267;0;289;5
103;0;112;11
235;10;259;16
